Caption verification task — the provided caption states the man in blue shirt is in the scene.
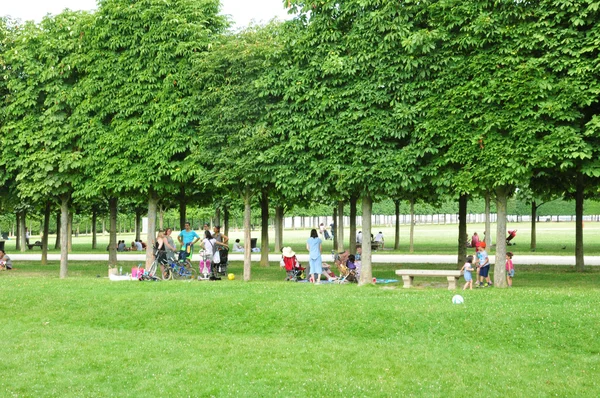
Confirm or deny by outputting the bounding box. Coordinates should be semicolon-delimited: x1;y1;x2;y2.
178;222;200;262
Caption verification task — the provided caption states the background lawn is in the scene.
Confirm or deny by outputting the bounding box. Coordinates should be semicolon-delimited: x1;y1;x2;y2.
7;221;600;256
1;261;599;397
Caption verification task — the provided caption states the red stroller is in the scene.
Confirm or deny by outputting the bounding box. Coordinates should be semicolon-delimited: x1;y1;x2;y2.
506;230;517;246
281;247;305;281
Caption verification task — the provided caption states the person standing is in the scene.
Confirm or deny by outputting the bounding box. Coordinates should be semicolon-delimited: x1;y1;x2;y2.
461;255;475;290
164;228;177;261
476;242;492;287
306;229;323;284
178;221;200;262
506;252;514;287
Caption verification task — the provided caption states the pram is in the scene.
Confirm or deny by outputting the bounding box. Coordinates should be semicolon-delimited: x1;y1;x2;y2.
506;230;517;246
281;247;305;281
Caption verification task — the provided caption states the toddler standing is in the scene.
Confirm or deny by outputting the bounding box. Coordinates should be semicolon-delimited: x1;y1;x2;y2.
506;252;514;287
461;255;475;290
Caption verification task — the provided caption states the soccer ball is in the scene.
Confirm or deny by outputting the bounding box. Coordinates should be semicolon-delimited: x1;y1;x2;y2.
452;295;464;305
227;273;235;280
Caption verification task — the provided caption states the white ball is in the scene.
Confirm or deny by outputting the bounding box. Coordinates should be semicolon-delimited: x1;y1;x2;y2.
452;295;464;305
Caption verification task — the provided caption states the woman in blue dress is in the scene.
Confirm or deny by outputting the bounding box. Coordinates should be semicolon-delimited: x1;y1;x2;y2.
306;229;323;284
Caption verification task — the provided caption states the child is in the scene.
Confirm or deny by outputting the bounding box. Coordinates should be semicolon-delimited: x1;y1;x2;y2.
461;255;475;290
476;241;492;287
506;252;514;287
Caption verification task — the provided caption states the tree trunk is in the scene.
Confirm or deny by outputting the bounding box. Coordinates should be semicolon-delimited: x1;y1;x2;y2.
337;201;344;252
332;206;338;251
485;191;491;247
59;195;70;279
458;194;467;269
146;191;158;271
224;206;230;237
108;198;118;265
67;212;73;253
575;174;584;272
15;212;21;251
243;188;252;281
158;205;165;230
91;209;97;250
409;199;415;253
530;201;537;251
494;186;509;287
19;210;26;253
179;185;186;230
55;211;61;249
358;194;373;286
215;207;221;227
394;199;400;250
134;209;142;241
260;190;269;267
274;205;284;253
41;201;51;265
349;196;357;254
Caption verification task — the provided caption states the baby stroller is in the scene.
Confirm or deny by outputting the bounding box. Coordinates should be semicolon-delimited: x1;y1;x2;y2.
213;247;228;277
281;247;305;281
506;230;517;246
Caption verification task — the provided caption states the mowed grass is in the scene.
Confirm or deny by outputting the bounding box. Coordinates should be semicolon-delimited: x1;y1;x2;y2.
12;221;600;256
1;262;600;397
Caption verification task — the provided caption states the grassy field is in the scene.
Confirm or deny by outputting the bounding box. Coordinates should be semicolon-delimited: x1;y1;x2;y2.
7;221;600;256
1;261;599;397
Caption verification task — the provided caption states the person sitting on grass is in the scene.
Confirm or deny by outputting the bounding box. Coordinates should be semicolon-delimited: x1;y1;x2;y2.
506;252;514;287
0;249;13;270
233;239;244;252
461;255;475;290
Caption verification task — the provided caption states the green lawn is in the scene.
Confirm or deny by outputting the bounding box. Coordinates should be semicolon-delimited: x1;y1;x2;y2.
9;221;600;256
1;262;599;396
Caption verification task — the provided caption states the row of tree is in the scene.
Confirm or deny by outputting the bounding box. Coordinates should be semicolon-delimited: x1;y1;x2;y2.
1;0;599;286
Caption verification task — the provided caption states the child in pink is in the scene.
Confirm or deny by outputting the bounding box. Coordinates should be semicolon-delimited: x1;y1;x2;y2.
505;252;514;287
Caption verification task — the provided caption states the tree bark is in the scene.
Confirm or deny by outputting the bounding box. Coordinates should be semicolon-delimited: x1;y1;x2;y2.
19;210;26;253
530;201;537;251
485;191;491;247
15;212;21;251
494;186;509;287
91;209;97;250
55;211;61;249
332;206;338;251
337;201;344;252
260;189;269;266
158;205;165;230
409;199;415;253
41;201;51;265
146;191;158;271
349;196;357;254
358;194;373;286
458;194;467;269
214;207;221;227
243;188;252;281
179;185;186;230
575;174;584;272
394;199;400;250
108;198;118;265
59;195;70;279
224;206;230;237
67;211;73;253
274;205;284;253
135;209;142;241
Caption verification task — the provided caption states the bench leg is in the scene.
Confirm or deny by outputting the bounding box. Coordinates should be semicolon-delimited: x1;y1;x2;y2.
402;275;413;289
447;276;458;290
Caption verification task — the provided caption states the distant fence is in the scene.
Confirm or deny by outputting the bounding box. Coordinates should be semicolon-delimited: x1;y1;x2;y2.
284;214;599;229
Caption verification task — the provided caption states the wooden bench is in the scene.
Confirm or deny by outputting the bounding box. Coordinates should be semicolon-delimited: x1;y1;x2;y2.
27;241;43;250
395;269;463;290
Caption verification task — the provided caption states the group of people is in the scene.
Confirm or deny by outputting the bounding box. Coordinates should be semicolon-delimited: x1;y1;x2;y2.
461;240;515;289
356;231;384;249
